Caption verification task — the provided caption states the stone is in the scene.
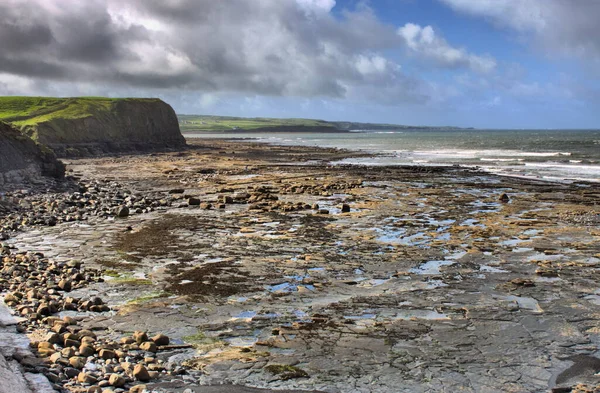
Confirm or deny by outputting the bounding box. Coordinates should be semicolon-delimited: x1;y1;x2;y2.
108;373;126;387
64;332;80;341
45;332;61;344
139;341;157;352
341;203;351;213
79;329;97;339
58;279;72;291
79;344;95;357
38;341;54;350
187;197;201;206
78;371;98;384
120;337;135;345
121;362;134;374
37;347;55;357
64;338;80;347
499;193;510;203
81;336;96;345
37;304;51;316
61;347;76;358
64;367;79;378
151;334;169;346
99;349;116;360
49;352;62;363
132;364;150;381
116;206;130;218
133;331;148;344
69;356;86;369
129;385;147;393
63;316;77;325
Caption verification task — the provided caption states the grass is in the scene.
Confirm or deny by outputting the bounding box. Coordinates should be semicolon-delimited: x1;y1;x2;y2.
0;97;162;139
178;114;336;132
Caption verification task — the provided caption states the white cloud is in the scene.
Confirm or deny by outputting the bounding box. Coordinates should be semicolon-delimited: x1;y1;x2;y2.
439;0;600;61
295;0;336;13
354;55;394;75
398;23;496;73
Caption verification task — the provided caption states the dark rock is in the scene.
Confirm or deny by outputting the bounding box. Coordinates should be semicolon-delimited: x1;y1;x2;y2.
187;197;201;206
116;206;130;218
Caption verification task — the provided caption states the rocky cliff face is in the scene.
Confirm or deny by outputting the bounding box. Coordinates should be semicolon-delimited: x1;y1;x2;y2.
0;122;65;186
20;99;186;157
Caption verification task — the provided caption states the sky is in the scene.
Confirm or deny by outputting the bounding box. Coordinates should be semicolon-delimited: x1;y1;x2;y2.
0;0;599;129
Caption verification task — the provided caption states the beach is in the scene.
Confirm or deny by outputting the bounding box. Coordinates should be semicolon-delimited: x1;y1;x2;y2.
1;138;600;393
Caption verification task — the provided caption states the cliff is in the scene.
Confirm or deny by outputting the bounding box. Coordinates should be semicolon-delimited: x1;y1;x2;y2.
0;122;65;186
0;97;186;157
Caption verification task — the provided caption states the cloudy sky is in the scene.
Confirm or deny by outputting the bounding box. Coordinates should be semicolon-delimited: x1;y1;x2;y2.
1;0;599;128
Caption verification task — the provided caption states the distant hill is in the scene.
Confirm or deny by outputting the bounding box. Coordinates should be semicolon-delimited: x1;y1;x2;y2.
178;114;468;132
0;97;186;156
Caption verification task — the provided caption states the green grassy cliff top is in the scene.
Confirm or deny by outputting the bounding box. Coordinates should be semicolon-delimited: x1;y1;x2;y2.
177;114;337;132
0;96;161;127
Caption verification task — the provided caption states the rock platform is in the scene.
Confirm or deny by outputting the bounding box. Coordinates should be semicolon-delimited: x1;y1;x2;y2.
1;139;599;392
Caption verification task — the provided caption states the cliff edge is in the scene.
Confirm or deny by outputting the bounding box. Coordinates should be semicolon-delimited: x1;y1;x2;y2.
0;122;65;186
0;97;186;157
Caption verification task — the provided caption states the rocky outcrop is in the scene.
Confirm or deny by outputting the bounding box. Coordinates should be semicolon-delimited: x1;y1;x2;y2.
0;122;64;186
20;99;186;157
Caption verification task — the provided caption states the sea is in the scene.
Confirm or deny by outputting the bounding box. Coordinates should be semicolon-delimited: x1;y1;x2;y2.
186;129;600;184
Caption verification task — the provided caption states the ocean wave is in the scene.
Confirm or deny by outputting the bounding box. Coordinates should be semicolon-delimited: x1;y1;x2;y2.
412;149;572;158
524;162;600;173
480;158;525;162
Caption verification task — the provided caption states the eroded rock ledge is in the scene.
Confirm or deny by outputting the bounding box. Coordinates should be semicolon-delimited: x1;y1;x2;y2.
0;122;64;186
23;99;187;157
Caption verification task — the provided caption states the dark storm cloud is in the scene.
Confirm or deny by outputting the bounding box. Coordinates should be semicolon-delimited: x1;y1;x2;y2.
0;0;490;104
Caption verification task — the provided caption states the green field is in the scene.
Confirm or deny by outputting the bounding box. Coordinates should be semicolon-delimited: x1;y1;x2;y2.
0;96;160;127
178;115;337;132
178;114;465;133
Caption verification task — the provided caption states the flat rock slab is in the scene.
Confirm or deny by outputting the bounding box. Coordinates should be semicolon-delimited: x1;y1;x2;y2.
0;299;55;393
178;387;323;393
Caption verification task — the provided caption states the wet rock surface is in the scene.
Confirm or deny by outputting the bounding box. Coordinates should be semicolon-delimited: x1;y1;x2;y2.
1;139;599;392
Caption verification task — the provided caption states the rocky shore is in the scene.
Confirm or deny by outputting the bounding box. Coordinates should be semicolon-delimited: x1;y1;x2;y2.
1;139;600;393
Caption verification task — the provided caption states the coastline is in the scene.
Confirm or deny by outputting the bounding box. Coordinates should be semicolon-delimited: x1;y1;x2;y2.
184;132;600;185
1;139;599;392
